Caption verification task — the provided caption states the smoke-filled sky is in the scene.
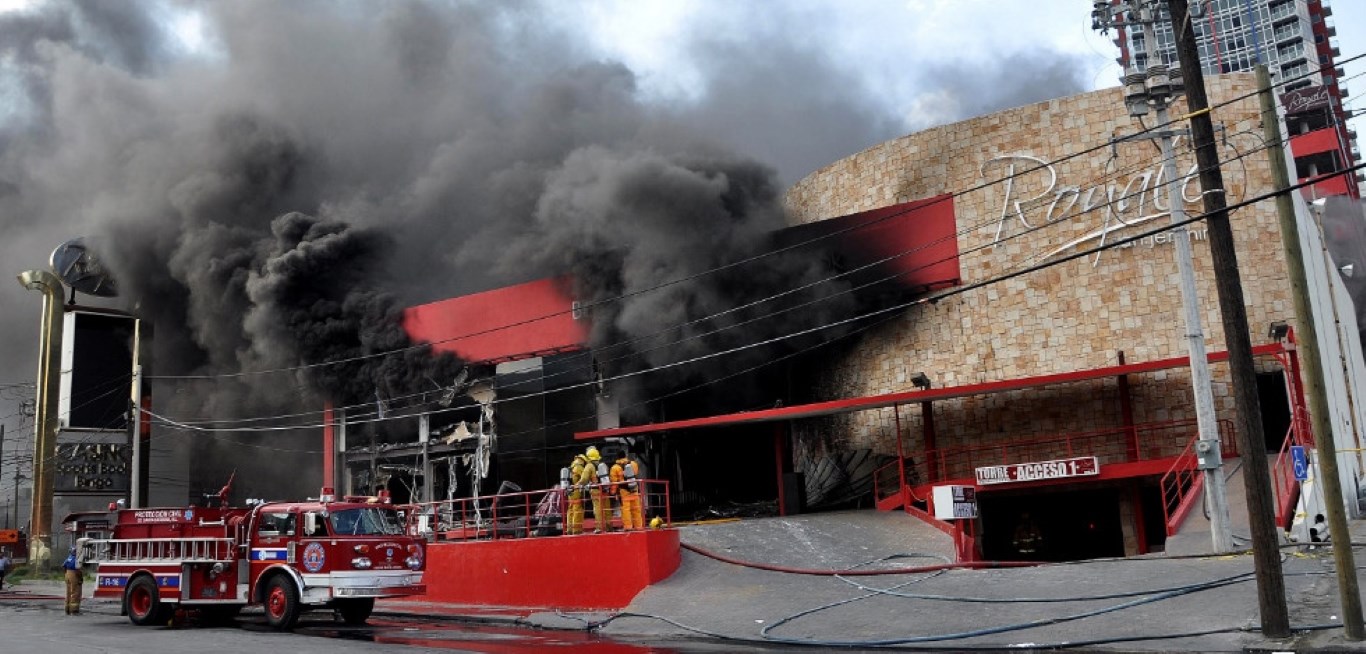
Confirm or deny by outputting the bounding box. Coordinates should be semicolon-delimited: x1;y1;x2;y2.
0;0;1362;496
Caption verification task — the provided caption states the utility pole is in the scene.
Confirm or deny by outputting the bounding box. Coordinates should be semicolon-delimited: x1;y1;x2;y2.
1093;0;1232;553
1166;0;1290;637
1256;63;1364;639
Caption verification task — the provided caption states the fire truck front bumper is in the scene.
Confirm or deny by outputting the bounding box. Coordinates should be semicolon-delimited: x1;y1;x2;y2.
305;570;426;600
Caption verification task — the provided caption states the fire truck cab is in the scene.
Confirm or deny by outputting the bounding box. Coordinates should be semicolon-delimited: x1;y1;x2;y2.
87;493;425;630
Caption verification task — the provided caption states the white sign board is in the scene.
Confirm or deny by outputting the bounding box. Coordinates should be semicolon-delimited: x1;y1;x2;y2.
975;456;1100;486
932;485;978;520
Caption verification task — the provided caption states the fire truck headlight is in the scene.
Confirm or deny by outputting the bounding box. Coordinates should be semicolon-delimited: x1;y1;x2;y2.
405;556;422;571
351;557;373;570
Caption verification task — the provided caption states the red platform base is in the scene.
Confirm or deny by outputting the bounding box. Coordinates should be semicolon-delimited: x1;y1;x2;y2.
416;529;681;610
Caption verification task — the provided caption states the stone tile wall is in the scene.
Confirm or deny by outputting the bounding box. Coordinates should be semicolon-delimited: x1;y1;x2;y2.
783;74;1293;459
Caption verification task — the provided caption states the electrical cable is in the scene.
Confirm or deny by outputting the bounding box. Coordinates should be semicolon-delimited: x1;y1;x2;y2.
140;87;1330;443
143;49;1364;386
141;157;1366;436
679;541;1033;576
146;53;1344;436
146;123;1322;436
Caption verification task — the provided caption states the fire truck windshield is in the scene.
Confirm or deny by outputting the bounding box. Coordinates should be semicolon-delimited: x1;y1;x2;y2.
327;507;404;536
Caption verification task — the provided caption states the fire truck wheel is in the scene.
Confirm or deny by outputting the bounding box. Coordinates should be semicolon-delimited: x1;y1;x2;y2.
335;598;374;625
125;576;169;626
263;575;301;630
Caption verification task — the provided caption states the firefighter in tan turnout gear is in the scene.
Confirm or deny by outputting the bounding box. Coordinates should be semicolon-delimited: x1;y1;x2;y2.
566;452;593;535
610;454;644;530
586;447;612;532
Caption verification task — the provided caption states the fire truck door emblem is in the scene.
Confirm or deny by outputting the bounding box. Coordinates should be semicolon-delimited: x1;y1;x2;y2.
184;509;194;521
302;542;326;573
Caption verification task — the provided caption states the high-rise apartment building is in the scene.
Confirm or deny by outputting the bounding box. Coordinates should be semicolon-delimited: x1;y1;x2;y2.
1113;0;1359;198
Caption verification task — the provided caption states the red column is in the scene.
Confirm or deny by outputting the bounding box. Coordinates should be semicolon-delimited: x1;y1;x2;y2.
922;401;937;482
894;405;907;504
1118;351;1138;461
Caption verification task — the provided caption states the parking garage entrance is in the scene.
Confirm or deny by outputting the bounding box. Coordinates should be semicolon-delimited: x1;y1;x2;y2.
975;478;1167;562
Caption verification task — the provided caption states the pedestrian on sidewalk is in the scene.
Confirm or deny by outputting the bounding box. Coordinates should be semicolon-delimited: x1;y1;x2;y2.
0;547;11;590
63;546;82;615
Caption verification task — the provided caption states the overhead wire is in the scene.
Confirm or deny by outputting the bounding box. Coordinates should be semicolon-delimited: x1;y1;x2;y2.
142;124;1365;436
146;81;1302;432
142;50;1365;388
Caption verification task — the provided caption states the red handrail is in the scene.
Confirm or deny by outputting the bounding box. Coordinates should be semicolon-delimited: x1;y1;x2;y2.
403;479;671;542
1159;435;1203;536
1270;415;1310;529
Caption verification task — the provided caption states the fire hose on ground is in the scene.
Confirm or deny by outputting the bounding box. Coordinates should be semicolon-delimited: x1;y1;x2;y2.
551;541;1348;649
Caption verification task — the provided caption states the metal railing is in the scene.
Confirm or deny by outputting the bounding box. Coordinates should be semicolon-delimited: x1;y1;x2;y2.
873;458;902;507
1158;436;1203;536
85;537;236;563
404;479;672;542
1270;413;1313;528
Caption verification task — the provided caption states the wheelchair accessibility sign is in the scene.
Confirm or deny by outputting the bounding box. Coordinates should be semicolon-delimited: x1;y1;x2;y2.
1291;445;1309;482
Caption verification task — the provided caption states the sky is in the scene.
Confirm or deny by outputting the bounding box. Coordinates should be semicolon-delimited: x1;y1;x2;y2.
0;0;1362;500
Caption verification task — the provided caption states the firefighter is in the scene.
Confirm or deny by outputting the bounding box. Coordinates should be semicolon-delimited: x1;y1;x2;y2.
586;446;611;533
0;547;10;590
1012;512;1043;558
566;452;592;535
62;546;82;615
610;453;644;531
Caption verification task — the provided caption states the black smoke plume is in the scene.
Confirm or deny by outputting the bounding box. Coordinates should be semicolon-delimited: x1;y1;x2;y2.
0;1;1094;499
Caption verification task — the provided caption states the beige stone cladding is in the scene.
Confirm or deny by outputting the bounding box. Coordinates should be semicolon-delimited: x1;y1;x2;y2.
783;74;1294;460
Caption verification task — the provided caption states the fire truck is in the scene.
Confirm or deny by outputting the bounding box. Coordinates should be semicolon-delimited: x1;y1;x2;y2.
84;486;425;630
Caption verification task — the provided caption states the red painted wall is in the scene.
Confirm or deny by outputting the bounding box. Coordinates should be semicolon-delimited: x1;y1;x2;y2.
403;277;588;364
419;530;681;609
1290;128;1341;158
775;194;961;293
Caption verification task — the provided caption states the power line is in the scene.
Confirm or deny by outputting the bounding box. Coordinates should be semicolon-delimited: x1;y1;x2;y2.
141;51;1364;386
150;77;1324;432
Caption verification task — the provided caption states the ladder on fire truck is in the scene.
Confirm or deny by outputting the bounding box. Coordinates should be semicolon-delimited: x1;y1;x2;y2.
86;538;236;563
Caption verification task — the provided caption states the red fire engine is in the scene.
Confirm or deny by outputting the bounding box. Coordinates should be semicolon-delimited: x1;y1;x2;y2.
84;487;425;630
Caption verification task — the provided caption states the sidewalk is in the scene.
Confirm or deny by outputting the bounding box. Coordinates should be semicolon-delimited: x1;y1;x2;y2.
10;507;1366;651
383;507;1366;651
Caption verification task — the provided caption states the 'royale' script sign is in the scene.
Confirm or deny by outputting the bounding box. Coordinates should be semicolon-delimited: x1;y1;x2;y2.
981;137;1244;265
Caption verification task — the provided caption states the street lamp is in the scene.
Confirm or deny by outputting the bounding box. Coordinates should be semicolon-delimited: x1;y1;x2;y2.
1092;0;1233;554
16;269;64;568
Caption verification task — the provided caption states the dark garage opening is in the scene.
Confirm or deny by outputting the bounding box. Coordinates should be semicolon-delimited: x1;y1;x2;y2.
1257;371;1292;452
978;485;1127;562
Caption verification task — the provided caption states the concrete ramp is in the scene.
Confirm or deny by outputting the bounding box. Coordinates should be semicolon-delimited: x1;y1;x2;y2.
1163;456;1263;556
675;509;954;570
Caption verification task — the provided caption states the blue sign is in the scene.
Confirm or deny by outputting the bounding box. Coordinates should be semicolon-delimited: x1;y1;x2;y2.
1291;445;1309;482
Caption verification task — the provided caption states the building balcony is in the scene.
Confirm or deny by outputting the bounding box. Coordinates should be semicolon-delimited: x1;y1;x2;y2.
1272;26;1302;44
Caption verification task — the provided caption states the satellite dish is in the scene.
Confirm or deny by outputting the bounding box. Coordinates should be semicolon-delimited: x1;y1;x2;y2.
49;238;118;297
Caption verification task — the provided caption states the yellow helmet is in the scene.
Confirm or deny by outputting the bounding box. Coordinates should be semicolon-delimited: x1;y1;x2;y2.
586;446;601;461
649;516;664;530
